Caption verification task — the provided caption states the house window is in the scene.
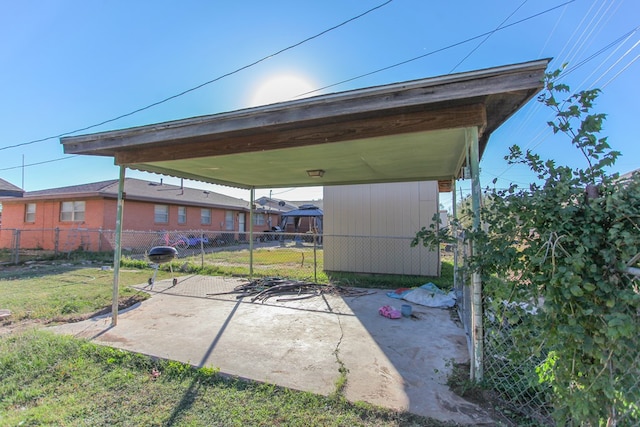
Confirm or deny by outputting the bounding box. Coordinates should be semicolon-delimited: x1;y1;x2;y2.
253;213;265;226
201;208;211;225
177;206;187;224
225;211;234;230
60;201;85;222
25;203;36;223
154;205;169;223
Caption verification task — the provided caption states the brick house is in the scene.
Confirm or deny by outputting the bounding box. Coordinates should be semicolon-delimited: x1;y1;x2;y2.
0;178;282;252
0;178;25;227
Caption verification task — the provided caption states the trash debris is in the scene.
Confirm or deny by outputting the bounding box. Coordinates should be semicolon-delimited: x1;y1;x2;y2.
207;277;372;303
386;282;456;308
401;304;412;317
151;368;161;379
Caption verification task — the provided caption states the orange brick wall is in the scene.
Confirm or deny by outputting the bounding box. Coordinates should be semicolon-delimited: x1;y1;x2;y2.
0;197;267;252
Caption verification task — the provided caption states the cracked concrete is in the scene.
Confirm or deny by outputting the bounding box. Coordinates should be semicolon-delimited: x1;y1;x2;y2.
49;275;495;425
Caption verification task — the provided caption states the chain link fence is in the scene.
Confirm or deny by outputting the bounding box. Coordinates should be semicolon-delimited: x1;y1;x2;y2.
449;230;640;425
478;263;640;425
8;227;637;423
0;228;439;283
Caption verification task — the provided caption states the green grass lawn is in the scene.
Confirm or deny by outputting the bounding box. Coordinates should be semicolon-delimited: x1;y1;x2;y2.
0;331;452;426
0;263;165;323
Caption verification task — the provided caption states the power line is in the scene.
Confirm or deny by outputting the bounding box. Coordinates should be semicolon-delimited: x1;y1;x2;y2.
6;0;637;190
297;0;576;97
560;25;640;78
0;0;393;153
1;0;575;173
601;51;640;88
449;0;528;74
593;39;640;88
0;155;77;171
490;25;640;184
497;2;631;162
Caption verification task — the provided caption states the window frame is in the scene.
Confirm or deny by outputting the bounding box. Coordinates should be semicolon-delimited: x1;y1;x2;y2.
154;204;169;224
60;201;85;222
25;203;36;223
225;211;234;230
200;208;211;225
177;206;187;224
253;213;265;226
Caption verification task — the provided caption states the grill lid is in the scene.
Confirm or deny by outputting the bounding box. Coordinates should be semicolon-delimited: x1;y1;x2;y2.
148;246;178;263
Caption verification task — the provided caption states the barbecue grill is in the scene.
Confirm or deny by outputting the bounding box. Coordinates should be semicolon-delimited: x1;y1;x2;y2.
148;246;178;288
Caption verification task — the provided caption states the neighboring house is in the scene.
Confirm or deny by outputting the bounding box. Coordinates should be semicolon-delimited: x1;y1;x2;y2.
0;178;283;252
254;196;297;231
0;178;24;228
323;181;441;277
0;178;24;198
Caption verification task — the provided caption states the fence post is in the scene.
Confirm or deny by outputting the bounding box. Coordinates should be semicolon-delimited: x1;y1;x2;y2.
313;233;318;282
12;229;20;264
54;227;60;256
98;228;103;252
200;230;204;268
468;126;484;381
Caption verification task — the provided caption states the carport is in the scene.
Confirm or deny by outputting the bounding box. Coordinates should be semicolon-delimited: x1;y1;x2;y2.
61;58;550;379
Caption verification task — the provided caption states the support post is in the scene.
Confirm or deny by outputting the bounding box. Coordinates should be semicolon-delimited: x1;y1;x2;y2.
54;227;60;256
452;179;458;291
468;127;483;381
12;229;20;264
249;188;254;278
111;166;126;327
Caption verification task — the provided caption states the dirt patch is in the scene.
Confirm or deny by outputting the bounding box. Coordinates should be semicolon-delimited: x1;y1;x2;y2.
0;294;147;337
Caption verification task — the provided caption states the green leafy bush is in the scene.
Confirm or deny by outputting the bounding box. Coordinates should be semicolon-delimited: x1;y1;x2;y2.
415;69;640;425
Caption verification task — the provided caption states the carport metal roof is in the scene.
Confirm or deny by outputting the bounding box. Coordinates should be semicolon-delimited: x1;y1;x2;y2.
61;59;550;192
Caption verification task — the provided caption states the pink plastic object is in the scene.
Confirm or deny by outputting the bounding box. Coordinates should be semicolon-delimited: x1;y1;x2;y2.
378;305;401;319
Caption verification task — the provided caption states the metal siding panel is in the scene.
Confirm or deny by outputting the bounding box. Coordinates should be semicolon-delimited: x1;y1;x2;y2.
325;181;440;276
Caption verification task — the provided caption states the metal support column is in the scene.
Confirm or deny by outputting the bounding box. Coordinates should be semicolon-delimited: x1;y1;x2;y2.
452;179;458;291
468;127;483;381
111;165;126;327
249;188;254;278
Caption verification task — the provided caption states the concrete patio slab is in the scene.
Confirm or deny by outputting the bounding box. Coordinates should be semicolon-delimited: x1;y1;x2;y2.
49;275;494;425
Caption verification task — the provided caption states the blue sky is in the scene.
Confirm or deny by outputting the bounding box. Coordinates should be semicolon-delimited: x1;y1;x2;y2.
1;0;638;206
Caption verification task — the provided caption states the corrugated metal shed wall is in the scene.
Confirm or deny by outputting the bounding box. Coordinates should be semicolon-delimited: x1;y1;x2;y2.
323;181;439;276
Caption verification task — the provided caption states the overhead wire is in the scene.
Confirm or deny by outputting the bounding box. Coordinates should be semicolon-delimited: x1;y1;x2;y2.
476;1;639;186
552;0;601;69
560;26;640;78
563;0;614;67
297;0;576;98
0;0;393;153
488;27;640;186
538;2;567;57
515;0;611;135
0;156;77;172
1;0;577;175
601;50;640;88
584;37;640;88
448;0;528;74
502;1;574;147
6;0;638;194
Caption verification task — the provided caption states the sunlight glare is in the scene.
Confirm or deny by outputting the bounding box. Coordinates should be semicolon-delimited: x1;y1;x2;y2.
250;74;315;107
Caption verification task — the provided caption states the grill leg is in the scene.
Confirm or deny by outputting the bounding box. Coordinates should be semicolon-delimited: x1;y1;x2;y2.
148;263;159;289
170;263;178;286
